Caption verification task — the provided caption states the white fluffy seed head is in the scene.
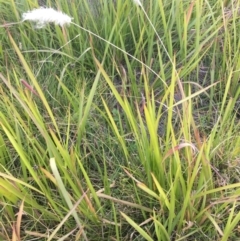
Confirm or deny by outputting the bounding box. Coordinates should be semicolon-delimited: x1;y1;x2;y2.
133;0;142;7
22;8;73;28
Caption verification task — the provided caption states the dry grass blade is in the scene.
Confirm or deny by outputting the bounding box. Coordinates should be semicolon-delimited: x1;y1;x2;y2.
49;158;88;241
120;212;154;241
47;192;87;241
96;193;152;213
15;200;24;241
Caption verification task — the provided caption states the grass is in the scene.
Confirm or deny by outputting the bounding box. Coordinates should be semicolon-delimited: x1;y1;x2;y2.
0;0;240;240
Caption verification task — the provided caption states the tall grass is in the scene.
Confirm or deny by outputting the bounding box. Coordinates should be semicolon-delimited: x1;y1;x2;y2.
0;0;240;240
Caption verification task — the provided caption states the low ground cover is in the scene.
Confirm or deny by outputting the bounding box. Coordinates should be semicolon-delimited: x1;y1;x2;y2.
0;0;240;240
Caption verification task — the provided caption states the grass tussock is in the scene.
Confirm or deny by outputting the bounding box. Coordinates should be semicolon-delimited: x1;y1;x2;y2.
0;0;240;240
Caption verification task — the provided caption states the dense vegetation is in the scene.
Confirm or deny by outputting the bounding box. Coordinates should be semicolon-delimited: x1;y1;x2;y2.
0;0;240;240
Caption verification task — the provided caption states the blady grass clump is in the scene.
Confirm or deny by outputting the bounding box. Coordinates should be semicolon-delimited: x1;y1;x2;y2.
0;0;240;240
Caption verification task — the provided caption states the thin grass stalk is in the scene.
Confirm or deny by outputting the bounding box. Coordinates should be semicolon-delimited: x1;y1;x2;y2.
47;185;86;241
121;212;154;241
50;158;88;241
153;211;170;241
7;32;60;138
75;155;102;213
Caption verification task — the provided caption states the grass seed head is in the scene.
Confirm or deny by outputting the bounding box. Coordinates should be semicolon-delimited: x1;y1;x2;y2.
22;8;73;28
133;0;142;7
